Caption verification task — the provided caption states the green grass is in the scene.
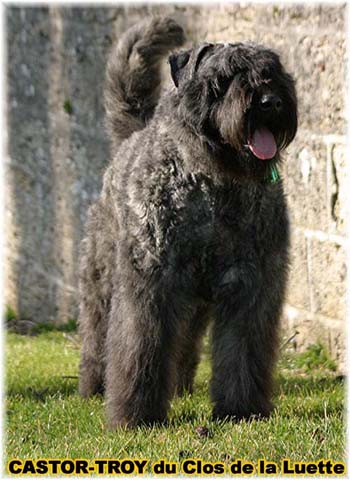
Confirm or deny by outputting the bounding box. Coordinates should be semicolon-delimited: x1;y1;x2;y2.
5;331;345;468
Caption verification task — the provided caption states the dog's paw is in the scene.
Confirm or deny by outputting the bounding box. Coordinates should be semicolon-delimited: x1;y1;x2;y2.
212;402;274;423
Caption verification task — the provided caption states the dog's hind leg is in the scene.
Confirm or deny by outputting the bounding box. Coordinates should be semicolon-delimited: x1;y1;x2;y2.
78;203;114;397
79;297;107;397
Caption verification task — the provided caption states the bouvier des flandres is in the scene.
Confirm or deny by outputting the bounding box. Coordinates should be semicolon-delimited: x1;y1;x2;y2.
78;16;298;428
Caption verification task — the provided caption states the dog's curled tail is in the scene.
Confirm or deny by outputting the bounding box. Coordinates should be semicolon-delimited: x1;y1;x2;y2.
104;16;185;150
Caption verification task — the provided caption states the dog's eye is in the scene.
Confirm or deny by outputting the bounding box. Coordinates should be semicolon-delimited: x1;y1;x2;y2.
261;67;270;79
211;77;231;97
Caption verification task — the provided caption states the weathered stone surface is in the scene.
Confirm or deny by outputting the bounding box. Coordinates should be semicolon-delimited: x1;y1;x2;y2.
288;34;345;135
309;238;347;320
328;141;349;236
286;228;310;311
327;322;346;371
282;137;328;231
6;7;114;324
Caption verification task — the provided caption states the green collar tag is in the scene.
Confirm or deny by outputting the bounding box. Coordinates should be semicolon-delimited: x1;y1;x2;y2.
267;164;280;184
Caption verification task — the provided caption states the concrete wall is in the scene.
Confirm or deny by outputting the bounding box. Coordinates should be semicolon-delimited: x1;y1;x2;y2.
5;4;348;368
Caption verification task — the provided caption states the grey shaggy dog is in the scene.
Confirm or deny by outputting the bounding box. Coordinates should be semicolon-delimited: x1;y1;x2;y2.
78;16;298;429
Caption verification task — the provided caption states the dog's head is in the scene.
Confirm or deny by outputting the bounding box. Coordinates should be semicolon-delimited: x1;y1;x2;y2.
169;42;297;180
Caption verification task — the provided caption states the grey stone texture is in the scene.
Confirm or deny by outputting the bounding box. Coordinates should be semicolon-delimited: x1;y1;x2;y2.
5;4;348;369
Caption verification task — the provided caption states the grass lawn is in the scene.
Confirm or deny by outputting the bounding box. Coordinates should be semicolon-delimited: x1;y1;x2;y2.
5;330;345;472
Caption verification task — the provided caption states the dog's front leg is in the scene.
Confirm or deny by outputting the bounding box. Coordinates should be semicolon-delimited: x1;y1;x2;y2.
104;283;178;428
210;260;283;421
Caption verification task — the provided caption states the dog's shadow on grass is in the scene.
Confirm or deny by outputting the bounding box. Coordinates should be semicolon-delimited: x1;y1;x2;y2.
6;379;79;402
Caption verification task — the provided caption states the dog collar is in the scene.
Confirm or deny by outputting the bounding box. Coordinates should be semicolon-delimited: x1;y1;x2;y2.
266;164;280;184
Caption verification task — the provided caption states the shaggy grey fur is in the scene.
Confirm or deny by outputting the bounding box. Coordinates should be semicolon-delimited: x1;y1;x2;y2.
78;16;298;428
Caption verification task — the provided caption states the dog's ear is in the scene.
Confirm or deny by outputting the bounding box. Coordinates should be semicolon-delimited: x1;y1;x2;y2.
169;43;214;88
169;49;191;87
193;43;214;73
169;43;215;88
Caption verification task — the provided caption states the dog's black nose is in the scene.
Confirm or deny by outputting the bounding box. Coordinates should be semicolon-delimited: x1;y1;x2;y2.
260;94;282;112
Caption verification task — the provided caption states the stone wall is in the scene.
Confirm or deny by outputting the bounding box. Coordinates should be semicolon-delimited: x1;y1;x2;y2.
5;4;348;369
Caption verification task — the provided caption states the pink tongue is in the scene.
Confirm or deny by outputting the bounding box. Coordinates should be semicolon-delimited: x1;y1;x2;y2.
248;128;277;160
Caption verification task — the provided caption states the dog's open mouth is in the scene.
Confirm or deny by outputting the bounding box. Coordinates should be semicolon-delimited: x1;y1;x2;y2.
247;127;277;160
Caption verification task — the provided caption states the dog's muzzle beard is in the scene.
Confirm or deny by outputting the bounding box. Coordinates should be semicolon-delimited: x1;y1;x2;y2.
245;88;298;162
210;91;281;155
207;105;284;181
244;92;287;161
